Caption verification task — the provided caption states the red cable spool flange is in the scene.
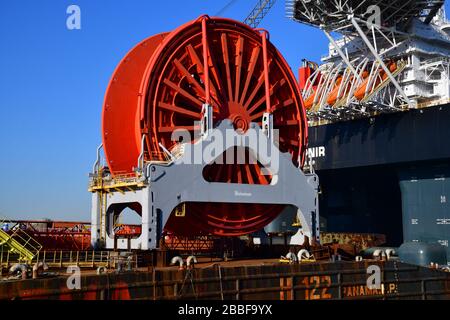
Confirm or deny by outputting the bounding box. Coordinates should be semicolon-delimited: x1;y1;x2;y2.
102;16;308;237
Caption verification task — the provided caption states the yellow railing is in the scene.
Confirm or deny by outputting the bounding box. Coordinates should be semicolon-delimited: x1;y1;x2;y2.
88;170;145;193
0;221;42;262
0;248;116;269
89;144;186;193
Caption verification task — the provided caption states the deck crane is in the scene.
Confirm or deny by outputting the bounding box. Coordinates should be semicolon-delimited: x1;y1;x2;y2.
244;0;276;28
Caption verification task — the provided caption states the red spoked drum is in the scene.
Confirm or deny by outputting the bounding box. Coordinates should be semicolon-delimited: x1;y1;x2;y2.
102;16;308;236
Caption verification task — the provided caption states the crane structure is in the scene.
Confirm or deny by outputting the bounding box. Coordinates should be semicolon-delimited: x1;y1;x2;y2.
288;0;450;123
244;0;276;28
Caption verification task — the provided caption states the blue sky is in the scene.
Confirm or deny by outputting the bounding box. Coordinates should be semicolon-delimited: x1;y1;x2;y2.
0;1;448;221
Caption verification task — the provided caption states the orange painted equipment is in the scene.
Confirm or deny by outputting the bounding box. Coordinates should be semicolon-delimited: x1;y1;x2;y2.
326;76;344;106
354;62;398;101
304;92;317;110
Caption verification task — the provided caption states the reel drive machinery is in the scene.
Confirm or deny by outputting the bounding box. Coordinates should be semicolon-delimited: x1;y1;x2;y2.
90;16;319;250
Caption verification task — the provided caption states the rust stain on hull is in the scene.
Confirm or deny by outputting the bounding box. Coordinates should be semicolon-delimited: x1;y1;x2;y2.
1;260;449;300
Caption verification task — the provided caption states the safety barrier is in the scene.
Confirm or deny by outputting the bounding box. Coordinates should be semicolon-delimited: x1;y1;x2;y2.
0;249;121;269
0;221;42;262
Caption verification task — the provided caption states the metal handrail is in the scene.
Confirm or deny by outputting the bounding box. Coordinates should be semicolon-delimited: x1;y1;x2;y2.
0;220;42;262
0;249;114;268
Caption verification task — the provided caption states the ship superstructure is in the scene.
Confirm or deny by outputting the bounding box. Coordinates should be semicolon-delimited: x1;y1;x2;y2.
288;0;450;123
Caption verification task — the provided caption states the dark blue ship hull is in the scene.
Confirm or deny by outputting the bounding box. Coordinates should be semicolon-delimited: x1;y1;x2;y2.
308;104;450;264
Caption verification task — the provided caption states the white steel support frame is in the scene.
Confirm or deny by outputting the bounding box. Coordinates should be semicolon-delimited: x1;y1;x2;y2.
422;57;450;82
350;16;412;107
317;64;342;109
288;0;445;31
90;120;320;250
303;67;322;99
344;58;369;106
309;64;332;111
290;0;449;123
312;63;343;112
322;28;361;81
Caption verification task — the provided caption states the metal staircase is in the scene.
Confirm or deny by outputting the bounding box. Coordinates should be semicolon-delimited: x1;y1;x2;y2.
0;220;42;262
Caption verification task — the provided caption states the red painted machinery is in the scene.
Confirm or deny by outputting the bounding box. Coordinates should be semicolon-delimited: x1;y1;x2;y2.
97;16;310;239
103;16;307;175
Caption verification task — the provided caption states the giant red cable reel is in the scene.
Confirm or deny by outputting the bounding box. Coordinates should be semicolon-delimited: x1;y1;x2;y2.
102;16;308;237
